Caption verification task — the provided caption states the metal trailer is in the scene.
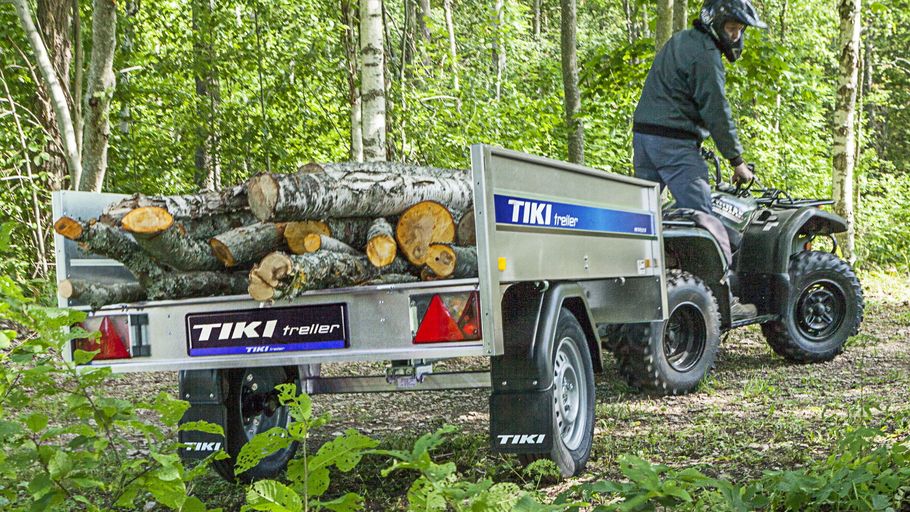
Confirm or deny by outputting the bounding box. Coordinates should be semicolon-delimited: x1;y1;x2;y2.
52;145;667;479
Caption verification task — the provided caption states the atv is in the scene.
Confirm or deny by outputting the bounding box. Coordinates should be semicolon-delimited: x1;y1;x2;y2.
610;150;865;394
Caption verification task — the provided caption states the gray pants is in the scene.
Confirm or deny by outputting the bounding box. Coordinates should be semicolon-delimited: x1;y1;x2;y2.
632;132;712;214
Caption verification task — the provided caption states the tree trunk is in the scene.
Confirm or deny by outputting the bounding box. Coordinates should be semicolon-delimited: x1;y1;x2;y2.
443;0;460;102
832;0;861;263
72;0;83;157
59;279;146;309
673;0;687;33
560;0;584;164
210;222;287;267
192;0;222;191
342;0;364;162
416;0;431;42
37;0;73;191
101;183;248;225
247;165;472;222
623;0;635;44
79;0;117;192
12;0;82;188
533;0;541;39
493;0;505;100
656;0;674;51
360;0;386;161
395;200;456;265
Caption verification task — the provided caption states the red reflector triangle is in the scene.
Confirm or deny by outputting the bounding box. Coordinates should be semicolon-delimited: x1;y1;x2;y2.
98;317;131;359
414;295;464;343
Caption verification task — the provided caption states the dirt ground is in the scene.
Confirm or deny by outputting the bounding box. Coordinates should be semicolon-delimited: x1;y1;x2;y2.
116;271;910;509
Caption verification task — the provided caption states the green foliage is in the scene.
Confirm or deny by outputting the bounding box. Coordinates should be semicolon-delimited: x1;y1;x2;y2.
0;238;224;510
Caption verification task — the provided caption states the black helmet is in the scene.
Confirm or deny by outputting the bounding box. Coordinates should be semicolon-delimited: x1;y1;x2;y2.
699;0;767;62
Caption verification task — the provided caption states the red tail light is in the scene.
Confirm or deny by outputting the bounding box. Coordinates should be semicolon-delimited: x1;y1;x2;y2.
75;317;131;361
413;291;482;344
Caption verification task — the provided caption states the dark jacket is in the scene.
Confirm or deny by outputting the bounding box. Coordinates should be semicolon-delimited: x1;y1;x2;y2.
633;26;744;165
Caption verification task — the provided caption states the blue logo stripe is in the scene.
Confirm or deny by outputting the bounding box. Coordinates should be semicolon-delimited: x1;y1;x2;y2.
188;339;346;356
494;194;654;236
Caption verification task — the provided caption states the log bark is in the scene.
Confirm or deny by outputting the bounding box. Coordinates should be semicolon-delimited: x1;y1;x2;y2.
133;226;223;271
59;279;146;309
180;211;259;240
210;222;287;267
248;251;372;301
396;201;456;265
54;217;162;278
145;271;247;300
366;217;397;267
302;234;360;255
100;183;248;224
425;244;477;278
364;273;419;285
456;209;475;246
248;166;472;222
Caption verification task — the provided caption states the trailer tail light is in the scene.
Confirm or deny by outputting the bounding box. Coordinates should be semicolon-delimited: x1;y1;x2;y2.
411;291;482;344
72;314;150;363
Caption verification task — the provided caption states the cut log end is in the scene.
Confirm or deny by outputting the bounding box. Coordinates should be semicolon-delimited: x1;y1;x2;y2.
248;174;280;221
250;251;293;288
457;210;476;246
425;244;457;278
303;233;322;253
58;279;75;299
122;206;174;235
396;201;456;265
248;273;276;302
366;235;397;267
285;221;331;254
209;238;237;267
54;216;84;240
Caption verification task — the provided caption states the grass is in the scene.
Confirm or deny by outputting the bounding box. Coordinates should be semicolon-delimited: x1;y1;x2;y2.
163;270;910;510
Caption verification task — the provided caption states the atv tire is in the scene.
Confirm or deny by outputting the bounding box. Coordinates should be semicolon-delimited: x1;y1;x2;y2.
761;251;864;363
615;270;720;395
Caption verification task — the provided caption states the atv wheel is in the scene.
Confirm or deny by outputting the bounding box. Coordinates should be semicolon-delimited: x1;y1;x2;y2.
761;251;864;363
616;270;720;395
518;308;595;477
212;366;300;482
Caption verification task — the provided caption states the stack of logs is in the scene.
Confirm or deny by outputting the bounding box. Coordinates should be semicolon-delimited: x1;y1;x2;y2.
54;162;478;309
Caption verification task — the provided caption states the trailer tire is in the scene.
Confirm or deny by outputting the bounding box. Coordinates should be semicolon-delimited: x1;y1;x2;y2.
616;270;720;395
212;366;300;482
761;251;864;363
518;308;595;477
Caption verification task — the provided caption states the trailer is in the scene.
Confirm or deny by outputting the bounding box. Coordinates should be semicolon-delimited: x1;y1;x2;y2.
53;145;668;479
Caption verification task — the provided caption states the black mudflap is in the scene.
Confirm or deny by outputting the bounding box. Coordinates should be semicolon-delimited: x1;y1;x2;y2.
490;388;554;454
177;370;228;462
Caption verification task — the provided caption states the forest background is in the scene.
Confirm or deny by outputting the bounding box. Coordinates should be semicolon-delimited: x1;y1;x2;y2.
0;0;908;289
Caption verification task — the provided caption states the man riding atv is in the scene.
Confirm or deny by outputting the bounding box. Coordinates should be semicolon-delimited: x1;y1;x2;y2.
631;0;767;321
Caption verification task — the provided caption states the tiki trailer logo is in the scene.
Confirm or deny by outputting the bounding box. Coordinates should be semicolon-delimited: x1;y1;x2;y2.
185;303;349;356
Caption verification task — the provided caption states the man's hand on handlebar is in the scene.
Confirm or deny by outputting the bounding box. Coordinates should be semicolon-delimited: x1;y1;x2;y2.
732;162;754;185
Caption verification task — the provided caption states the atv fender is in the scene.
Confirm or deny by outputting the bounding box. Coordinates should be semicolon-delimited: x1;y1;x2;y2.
662;227;731;324
489;281;600;454
737;207;847;315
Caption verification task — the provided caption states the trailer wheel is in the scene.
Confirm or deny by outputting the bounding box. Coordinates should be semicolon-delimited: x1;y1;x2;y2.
761;251;864;363
212;366;300;482
519;308;595;477
616;270;720;395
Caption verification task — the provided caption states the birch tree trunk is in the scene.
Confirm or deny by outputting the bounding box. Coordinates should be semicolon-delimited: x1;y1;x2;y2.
832;0;861;262
360;0;386;161
417;0;432;42
193;0;222;191
12;0;82;188
37;0;73;191
443;0;460;99
73;0;83;156
79;0;117;192
342;0;364;162
560;0;584;164
673;0;687;33
656;0;674;51
533;0;541;39
493;0;505;100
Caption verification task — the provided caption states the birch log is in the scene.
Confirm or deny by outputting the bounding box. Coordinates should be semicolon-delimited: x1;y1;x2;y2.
100;183;248;224
249;251;373;301
456;209;476;246
132;226;223;271
425;244;478;279
145;271;248;300
396;201;456;265
285;221;331;254
210;222;287;267
59;279;147;309
302;234;360;255
54;217;162;278
247;165;472;221
366;217;397;267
